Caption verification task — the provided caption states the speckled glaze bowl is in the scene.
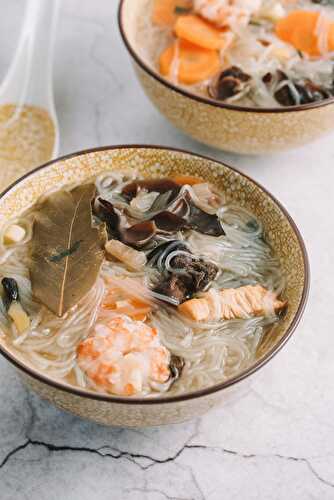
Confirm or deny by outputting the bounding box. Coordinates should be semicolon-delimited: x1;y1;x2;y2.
118;0;334;155
0;146;309;426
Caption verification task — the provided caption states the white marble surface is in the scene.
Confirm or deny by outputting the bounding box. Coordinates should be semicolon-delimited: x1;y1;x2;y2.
0;1;333;499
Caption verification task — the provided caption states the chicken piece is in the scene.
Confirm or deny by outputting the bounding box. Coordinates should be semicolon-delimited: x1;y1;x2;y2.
178;285;287;321
77;316;171;396
180;297;211;320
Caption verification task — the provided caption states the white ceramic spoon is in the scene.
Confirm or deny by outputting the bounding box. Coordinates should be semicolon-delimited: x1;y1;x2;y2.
0;0;60;158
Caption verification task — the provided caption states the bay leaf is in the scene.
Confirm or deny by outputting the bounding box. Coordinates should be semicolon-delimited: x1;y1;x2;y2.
30;184;107;317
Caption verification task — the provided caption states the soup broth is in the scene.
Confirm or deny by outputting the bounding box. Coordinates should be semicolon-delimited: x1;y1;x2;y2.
0;170;287;397
138;0;334;108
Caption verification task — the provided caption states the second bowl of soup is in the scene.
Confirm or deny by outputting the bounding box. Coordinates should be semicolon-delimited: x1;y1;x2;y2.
119;0;334;154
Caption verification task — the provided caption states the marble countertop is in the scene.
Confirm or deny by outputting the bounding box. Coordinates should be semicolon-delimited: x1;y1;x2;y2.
1;1;333;499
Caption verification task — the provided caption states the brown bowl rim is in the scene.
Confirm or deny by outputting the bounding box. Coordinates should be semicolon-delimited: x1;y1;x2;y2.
0;145;310;405
118;0;334;114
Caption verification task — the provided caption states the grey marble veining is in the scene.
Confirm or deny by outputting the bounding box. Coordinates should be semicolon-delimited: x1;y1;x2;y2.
0;1;334;499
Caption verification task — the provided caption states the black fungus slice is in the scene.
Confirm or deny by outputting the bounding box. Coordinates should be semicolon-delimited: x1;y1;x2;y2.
168;197;190;218
95;198;121;238
149;188;181;213
298;80;333;103
2;277;19;310
262;69;288;84
122;221;157;248
220;66;252;82
122;178;180;201
262;72;273;85
169;354;185;382
262;70;296;106
274;84;297;106
97;180;225;248
263;70;334;106
151;193;225;237
146;188;189;218
1;277;30;333
263;70;297;106
209;66;251;101
188;205;225;236
152;211;188;233
275;80;333;106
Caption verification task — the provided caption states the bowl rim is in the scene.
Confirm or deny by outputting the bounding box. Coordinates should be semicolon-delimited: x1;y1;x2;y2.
0;144;310;405
118;0;334;114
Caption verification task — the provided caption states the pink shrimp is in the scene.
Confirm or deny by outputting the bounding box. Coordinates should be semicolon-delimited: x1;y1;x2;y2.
77;316;171;396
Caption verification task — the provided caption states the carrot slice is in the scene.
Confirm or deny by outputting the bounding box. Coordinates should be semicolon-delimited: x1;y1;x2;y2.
291;12;320;56
276;11;323;56
327;23;334;51
152;0;192;27
177;40;220;84
171;174;204;185
159;39;221;84
175;14;228;50
102;293;151;322
159;44;175;76
275;11;301;43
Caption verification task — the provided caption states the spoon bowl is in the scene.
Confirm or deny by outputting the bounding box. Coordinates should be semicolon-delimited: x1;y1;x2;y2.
0;0;60;188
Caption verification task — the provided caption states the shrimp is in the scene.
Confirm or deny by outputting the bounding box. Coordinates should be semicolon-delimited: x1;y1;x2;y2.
194;0;262;28
77;316;171;396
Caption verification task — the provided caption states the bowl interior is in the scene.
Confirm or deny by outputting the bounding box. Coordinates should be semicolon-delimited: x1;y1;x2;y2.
0;146;308;400
119;0;334;116
120;0;157;70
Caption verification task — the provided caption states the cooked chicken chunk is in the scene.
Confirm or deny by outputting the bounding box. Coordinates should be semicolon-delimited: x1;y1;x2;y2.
178;285;287;321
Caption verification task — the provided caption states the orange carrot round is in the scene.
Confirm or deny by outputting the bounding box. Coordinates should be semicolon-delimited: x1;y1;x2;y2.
152;0;192;27
327;23;334;51
291;11;320;56
275;11;333;56
159;44;175;76
275;11;301;43
174;14;228;50
171;174;204;185
159;39;221;84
